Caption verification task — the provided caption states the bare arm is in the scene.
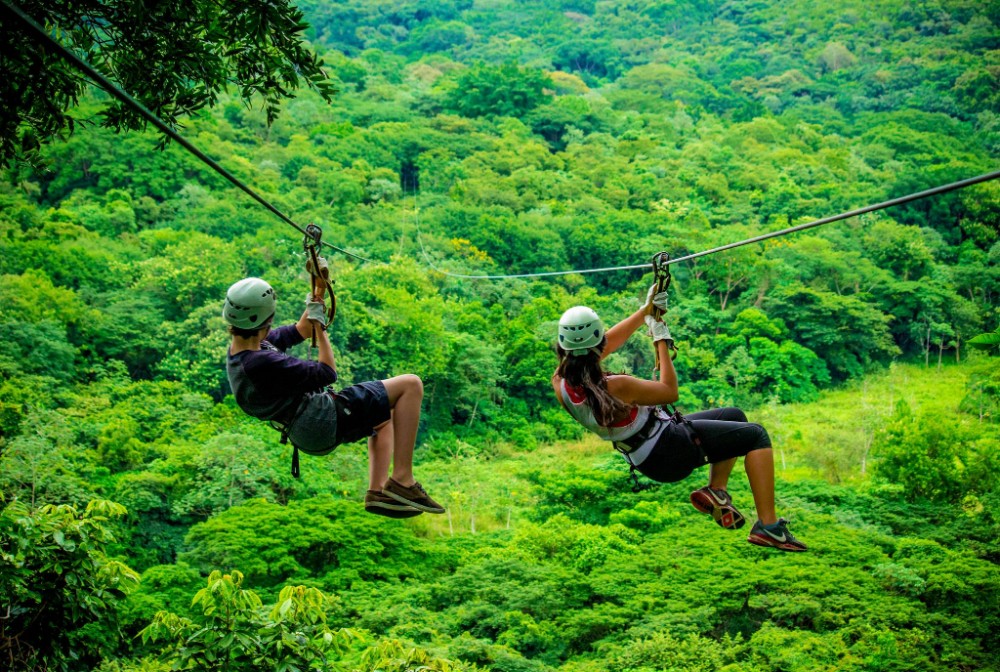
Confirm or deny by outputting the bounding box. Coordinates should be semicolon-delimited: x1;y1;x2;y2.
295;309;313;341
602;306;648;359
295;293;336;371
313;325;335;370
552;374;567;410
606;340;678;405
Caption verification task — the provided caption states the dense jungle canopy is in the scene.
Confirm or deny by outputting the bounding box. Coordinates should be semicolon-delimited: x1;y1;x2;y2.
1;0;999;670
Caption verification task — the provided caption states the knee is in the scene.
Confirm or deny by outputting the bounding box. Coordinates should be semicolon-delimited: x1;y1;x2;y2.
726;407;749;422
752;423;771;450
404;374;423;397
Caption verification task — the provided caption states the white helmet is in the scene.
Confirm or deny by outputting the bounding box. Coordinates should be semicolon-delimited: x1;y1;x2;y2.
558;306;605;356
223;278;276;329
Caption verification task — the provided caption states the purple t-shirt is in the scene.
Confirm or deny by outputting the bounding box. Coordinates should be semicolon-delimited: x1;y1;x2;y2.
226;324;337;421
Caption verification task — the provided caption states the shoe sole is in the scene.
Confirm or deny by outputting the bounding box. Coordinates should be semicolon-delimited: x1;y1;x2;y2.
366;505;423;519
383;489;445;514
367;499;420;511
690;491;746;530
747;533;807;552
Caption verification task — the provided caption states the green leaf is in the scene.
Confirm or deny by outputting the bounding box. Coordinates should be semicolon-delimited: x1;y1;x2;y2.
968;331;1000;350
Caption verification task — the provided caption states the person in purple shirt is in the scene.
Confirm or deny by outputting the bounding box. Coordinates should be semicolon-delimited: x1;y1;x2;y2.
223;274;444;518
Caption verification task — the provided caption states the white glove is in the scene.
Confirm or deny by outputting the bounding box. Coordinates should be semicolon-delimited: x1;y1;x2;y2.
645;284;668;313
306;255;329;279
305;295;327;329
645;314;673;343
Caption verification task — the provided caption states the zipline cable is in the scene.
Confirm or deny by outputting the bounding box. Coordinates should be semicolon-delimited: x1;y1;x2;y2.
10;0;1000;281
4;0;375;265
416;168;1000;279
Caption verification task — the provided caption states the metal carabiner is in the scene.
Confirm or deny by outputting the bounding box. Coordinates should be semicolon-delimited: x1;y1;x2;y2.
649;251;678;363
650;252;672;319
303;223;323;252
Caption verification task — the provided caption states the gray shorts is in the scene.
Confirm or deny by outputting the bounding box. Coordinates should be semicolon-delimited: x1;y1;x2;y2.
285;380;391;455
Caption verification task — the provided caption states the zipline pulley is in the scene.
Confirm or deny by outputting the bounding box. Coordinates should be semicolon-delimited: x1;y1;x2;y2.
303;224;336;346
650;251;678;363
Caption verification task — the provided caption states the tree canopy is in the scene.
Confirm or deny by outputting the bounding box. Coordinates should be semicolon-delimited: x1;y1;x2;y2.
2;0;999;670
0;0;336;166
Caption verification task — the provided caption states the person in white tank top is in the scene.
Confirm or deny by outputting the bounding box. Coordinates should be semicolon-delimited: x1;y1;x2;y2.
550;286;807;552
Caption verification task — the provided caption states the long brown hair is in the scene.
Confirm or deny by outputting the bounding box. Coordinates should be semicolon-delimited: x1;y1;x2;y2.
555;338;633;427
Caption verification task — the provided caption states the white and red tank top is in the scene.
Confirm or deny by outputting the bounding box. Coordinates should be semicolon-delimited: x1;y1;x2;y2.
560;379;650;442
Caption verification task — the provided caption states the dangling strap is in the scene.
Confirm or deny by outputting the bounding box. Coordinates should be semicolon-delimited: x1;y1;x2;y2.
270;397;309;478
613;442;655;493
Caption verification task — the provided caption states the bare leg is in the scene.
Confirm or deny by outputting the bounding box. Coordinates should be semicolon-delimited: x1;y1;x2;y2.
375;374;423;487
709;458;737;490
368;415;392;491
745;448;777;525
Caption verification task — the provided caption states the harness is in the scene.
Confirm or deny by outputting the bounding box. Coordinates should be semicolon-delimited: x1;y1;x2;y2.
613;404;708;492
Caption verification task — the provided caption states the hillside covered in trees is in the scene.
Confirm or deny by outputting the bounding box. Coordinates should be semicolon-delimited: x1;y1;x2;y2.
1;0;999;670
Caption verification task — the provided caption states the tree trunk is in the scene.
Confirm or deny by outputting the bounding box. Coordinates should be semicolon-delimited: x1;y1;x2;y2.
924;326;931;367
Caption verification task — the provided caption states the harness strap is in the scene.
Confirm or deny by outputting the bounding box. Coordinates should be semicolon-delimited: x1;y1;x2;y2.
667;405;708;464
613;441;655;493
270;396;310;478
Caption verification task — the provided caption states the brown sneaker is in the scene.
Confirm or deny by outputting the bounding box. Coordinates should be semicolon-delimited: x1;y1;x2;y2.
364;490;422;519
382;478;445;514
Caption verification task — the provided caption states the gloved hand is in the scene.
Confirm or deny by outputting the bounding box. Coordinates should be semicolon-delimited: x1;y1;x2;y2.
305;294;328;329
645;314;673;343
306;255;329;279
645;284;669;313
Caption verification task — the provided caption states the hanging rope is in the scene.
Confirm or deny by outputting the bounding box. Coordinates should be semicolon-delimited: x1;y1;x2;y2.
11;0;1000;283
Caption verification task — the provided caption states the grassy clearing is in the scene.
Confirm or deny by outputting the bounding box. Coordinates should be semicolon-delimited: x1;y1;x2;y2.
402;359;991;538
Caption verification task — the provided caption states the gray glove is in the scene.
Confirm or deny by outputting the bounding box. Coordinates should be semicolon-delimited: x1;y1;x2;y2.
645;314;673;343
305;295;328;329
645;284;668;313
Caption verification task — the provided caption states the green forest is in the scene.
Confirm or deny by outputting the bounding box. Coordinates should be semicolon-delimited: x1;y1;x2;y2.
2;0;999;670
